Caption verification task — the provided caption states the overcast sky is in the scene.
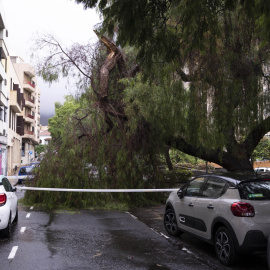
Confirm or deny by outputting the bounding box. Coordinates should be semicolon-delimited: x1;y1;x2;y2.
1;0;100;124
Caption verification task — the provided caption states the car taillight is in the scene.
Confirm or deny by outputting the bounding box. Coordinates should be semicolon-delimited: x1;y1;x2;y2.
231;202;255;217
0;193;6;206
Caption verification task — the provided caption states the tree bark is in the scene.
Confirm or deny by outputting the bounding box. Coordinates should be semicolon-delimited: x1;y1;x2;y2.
164;145;173;171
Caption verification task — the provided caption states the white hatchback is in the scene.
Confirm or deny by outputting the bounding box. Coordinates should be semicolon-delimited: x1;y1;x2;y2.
0;176;18;238
164;173;270;266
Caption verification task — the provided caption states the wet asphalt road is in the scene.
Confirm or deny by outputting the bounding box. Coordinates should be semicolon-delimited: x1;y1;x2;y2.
0;189;210;270
0;182;269;270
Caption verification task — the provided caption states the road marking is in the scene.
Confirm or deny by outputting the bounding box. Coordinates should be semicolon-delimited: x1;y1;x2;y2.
126;212;138;220
8;246;18;259
20;227;26;233
160;232;169;239
26;213;31;218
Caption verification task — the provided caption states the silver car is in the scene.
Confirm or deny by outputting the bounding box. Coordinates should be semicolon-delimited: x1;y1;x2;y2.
164;174;270;266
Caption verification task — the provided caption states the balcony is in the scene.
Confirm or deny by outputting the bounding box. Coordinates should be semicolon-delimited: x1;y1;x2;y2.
23;80;35;92
24;114;35;124
25;97;35;108
24;67;36;78
23;130;34;140
10;91;22;113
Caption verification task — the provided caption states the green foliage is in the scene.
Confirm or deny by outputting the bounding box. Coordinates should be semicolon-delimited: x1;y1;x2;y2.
48;96;80;140
72;0;270;172
169;150;202;166
161;169;192;186
252;137;270;161
25;92;168;210
35;144;46;155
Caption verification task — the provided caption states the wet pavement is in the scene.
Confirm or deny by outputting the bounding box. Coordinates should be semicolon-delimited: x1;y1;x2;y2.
4;179;269;269
1;203;211;270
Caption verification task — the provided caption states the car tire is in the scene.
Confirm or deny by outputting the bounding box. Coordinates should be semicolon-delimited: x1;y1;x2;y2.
2;214;12;238
215;226;237;266
13;206;18;223
164;208;182;236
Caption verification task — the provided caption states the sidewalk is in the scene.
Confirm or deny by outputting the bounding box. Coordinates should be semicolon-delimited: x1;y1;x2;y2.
129;204;166;235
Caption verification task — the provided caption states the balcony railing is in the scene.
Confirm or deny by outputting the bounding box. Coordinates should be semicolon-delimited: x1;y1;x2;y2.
23;80;36;88
26;130;34;135
26;97;35;104
27;114;34;119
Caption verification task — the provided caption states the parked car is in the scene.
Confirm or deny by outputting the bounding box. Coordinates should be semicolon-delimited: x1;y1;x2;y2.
18;166;35;184
0;176;18;238
164;173;270;266
30;161;40;167
254;167;270;173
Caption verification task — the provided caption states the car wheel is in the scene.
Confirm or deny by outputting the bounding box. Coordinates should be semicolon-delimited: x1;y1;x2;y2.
13;206;18;223
164;208;182;236
2;214;12;238
215;227;237;266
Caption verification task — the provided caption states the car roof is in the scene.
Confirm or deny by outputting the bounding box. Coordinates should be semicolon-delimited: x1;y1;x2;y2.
194;172;270;186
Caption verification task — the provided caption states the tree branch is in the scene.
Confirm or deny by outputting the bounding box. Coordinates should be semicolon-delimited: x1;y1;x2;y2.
242;116;270;156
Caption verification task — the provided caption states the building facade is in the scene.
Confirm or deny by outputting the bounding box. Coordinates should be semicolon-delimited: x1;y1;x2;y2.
0;7;9;175
7;56;24;175
0;2;42;175
11;57;40;166
40;126;51;145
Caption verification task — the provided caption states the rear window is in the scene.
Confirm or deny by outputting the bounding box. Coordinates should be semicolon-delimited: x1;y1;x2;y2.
239;180;270;200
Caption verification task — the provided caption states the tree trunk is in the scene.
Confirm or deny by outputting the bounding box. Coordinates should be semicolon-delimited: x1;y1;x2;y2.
169;136;255;173
219;155;253;172
164;145;173;171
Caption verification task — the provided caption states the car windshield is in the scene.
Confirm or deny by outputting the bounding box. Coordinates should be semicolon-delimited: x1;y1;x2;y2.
238;180;270;200
20;167;33;175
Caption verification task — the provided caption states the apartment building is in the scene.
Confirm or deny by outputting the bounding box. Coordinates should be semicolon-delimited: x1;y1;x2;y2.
0;7;9;175
0;2;42;175
11;56;40;166
7;57;24;175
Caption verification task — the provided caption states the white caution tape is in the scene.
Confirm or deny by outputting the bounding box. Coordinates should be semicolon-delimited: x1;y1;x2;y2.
7;175;32;179
16;187;178;192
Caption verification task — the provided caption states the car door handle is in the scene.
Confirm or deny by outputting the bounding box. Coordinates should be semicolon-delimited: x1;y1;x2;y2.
188;202;194;207
179;216;185;223
207;204;214;209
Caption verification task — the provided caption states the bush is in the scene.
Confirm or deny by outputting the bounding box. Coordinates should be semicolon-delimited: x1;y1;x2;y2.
160;169;192;188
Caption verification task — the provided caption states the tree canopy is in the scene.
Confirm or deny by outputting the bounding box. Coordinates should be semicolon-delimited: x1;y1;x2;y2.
32;0;270;173
74;0;270;171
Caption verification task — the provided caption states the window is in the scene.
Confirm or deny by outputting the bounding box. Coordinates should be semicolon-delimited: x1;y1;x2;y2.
185;177;206;197
239;180;270;200
2;178;12;192
202;177;227;199
0;106;3;120
22;142;25;157
4;107;7;122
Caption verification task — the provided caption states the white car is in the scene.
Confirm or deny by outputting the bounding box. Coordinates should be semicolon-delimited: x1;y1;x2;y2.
164;173;270;266
255;167;270;173
0;176;18;238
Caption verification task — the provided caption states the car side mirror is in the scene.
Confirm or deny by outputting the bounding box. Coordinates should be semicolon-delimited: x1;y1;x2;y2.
177;189;184;199
12;187;17;192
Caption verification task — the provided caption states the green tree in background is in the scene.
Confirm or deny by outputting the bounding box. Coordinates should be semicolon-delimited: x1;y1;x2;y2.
48;96;80;140
252;137;270;161
35;144;46;155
